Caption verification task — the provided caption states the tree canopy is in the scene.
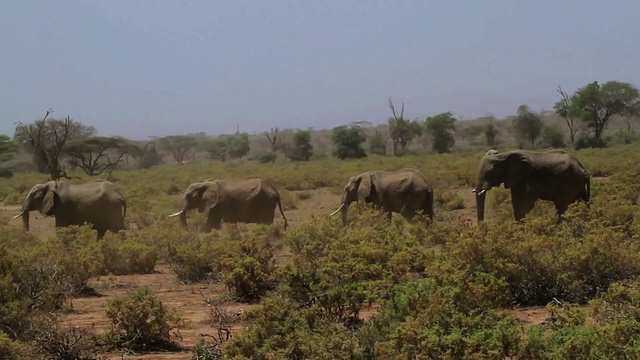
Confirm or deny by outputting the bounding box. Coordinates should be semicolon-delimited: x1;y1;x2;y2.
387;98;422;156
425;112;457;153
64;136;134;176
14;110;95;180
331;125;367;160
289;130;313;161
569;81;640;147
199;133;250;162
512;105;543;148
368;129;388;156
157;135;197;164
0;135;17;162
484;121;499;148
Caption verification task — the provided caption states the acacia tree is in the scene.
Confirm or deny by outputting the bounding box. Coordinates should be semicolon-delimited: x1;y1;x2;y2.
425;112;457;153
570;81;640;147
387;98;423;156
512;105;543;148
14;109;94;180
64;136;134;176
157;135;197;164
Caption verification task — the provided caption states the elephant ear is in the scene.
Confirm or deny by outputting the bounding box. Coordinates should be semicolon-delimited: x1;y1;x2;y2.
202;182;221;211
41;187;58;216
357;172;372;203
504;152;533;189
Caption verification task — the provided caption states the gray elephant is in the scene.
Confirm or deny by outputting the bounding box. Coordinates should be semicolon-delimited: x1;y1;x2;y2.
473;149;590;222
331;168;434;225
168;176;288;231
13;180;127;239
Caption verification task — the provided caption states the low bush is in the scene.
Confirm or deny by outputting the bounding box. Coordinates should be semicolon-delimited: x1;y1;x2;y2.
224;294;365;359
0;331;27;360
27;314;104;360
251;151;278;164
435;189;466;211
102;287;184;351
222;226;278;301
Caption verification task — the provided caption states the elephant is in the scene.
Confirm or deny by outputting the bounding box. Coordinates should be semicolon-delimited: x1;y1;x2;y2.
473;149;590;223
330;168;434;225
168;176;288;231
13;180;127;239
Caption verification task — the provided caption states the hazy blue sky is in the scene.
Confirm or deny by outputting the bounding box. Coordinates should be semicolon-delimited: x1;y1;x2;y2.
2;1;638;140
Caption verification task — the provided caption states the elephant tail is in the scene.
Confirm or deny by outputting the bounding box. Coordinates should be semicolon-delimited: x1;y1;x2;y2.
276;195;289;230
583;173;591;202
121;198;127;219
424;188;435;221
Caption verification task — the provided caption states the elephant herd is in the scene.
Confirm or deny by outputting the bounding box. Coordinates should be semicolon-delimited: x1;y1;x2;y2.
12;149;591;239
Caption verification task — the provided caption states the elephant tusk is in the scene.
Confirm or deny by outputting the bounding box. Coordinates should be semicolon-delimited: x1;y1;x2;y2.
12;211;25;219
475;189;486;196
168;209;184;218
330;203;345;216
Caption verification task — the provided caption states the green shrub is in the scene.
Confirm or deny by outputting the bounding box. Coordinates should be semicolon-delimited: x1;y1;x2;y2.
27;314;103;360
0;226;101;336
224;294;365;359
435;189;465;211
281;211;432;321
94;232;159;275
0;331;27;360
192;338;224;359
517;284;640;359
166;230;235;283
251;151;278;164
222;227;278;301
370;279;520;359
103;287;184;351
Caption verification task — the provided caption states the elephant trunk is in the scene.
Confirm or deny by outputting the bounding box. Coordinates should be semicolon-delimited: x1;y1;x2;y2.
340;203;349;226
475;192;486;223
21;210;29;231
179;211;187;227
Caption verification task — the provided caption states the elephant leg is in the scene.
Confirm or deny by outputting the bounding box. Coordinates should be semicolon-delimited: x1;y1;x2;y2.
206;211;222;232
96;229;106;240
511;191;536;221
399;204;415;221
553;199;572;223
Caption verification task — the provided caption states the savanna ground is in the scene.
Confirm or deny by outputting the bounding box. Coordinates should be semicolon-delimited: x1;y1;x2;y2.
2;143;640;359
0;185;484;359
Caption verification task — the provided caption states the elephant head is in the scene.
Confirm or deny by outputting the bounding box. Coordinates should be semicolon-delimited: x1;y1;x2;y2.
331;171;379;225
473;150;533;222
169;181;222;227
13;181;59;231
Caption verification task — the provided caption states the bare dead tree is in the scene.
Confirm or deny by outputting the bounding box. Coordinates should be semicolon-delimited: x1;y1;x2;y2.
388;97;422;156
265;127;280;152
388;97;405;121
15;109;78;180
556;85;579;148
